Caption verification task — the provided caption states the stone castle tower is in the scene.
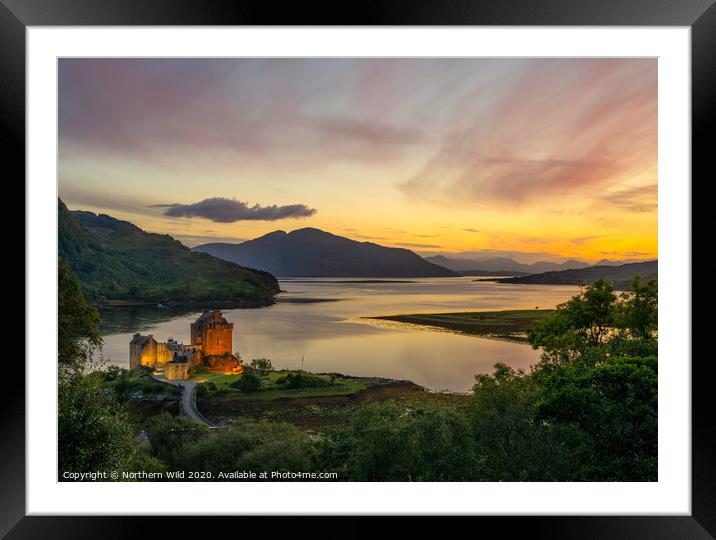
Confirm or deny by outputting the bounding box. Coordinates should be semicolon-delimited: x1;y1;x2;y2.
190;310;233;356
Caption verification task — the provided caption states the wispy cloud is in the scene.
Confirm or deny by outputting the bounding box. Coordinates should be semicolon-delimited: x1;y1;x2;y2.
393;242;443;249
400;59;657;209
154;197;317;223
600;184;657;213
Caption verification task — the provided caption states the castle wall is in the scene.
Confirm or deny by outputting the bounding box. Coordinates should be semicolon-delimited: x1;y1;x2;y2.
202;323;233;356
131;339;158;368
129;344;142;370
156;343;174;364
131;311;232;372
165;362;190;381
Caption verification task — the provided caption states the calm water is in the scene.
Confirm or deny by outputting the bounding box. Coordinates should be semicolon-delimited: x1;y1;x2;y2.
98;277;580;392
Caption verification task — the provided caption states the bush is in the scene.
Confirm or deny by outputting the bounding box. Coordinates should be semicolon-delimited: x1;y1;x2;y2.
145;411;209;466
59;377;142;477
275;372;332;389
174;421;311;477
250;358;273;377
231;370;262;393
314;401;477;481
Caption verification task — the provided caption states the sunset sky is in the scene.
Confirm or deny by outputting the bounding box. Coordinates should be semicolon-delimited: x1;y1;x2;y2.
58;58;657;263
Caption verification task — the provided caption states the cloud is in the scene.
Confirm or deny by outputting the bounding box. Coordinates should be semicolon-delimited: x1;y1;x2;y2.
570;235;607;246
623;251;652;257
399;59;657;209
311;117;424;146
156;197;316;223
58;59;430;167
600;184;657;213
393;242;443;249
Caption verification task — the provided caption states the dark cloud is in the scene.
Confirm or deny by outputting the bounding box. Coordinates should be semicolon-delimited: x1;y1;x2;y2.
156;197;316;223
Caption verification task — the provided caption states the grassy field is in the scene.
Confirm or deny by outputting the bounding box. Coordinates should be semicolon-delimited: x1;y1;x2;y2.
194;370;370;401
369;309;555;341
199;379;469;431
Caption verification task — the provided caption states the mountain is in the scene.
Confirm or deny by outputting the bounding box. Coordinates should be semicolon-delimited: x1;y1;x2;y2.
194;228;459;278
424;255;591;274
491;260;658;289
58;199;280;305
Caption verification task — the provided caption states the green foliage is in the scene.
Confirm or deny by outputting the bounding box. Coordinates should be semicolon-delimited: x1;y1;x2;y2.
536;355;657;481
615;277;658;340
58;258;102;378
528;279;617;361
250;358;273;377
275;371;333;389
528;277;657;363
58;261;171;478
469;364;582;481
231;370;263;393
58;198;280;303
174;421;311;477
58;376;142;477
315;401;477;481
145;411;209;465
103;365;179;401
310;277;657;482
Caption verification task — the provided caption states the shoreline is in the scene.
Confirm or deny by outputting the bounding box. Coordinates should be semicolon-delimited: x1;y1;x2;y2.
95;297;276;311
366;309;554;343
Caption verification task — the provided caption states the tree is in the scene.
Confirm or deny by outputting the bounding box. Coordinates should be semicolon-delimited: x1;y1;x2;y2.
528;279;617;363
58;260;149;478
470;364;580;481
233;370;262;393
174;421;311;477
615;276;658;340
525;277;658;480
58;258;102;379
535;355;657;481
145;411;209;465
326;401;478;481
250;358;273;377
58;375;143;476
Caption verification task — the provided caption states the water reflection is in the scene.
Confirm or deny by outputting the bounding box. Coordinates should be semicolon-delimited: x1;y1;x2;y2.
99;277;580;392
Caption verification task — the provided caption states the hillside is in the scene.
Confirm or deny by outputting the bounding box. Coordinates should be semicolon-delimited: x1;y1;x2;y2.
58;199;280;306
194;228;458;278
425;255;591;274
491;260;658;289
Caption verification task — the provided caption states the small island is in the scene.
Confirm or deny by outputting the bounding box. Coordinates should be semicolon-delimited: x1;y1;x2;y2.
368;309;555;342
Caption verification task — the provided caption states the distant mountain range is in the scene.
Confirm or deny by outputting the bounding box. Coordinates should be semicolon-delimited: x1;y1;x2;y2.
194;228;459;278
425;255;643;275
491;260;658;289
58;199;280;306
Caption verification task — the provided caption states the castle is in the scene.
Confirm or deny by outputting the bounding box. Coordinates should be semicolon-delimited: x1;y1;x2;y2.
129;310;234;380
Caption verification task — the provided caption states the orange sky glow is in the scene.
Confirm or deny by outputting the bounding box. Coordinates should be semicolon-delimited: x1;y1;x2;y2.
58;58;657;263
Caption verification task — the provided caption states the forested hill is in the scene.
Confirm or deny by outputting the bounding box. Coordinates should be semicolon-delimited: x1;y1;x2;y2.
493;260;657;289
58;199;280;306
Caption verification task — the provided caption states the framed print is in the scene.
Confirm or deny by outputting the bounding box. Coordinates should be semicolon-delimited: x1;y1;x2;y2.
5;0;711;537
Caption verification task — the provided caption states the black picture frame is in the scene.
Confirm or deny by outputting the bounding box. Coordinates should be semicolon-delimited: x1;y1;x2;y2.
4;1;709;537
